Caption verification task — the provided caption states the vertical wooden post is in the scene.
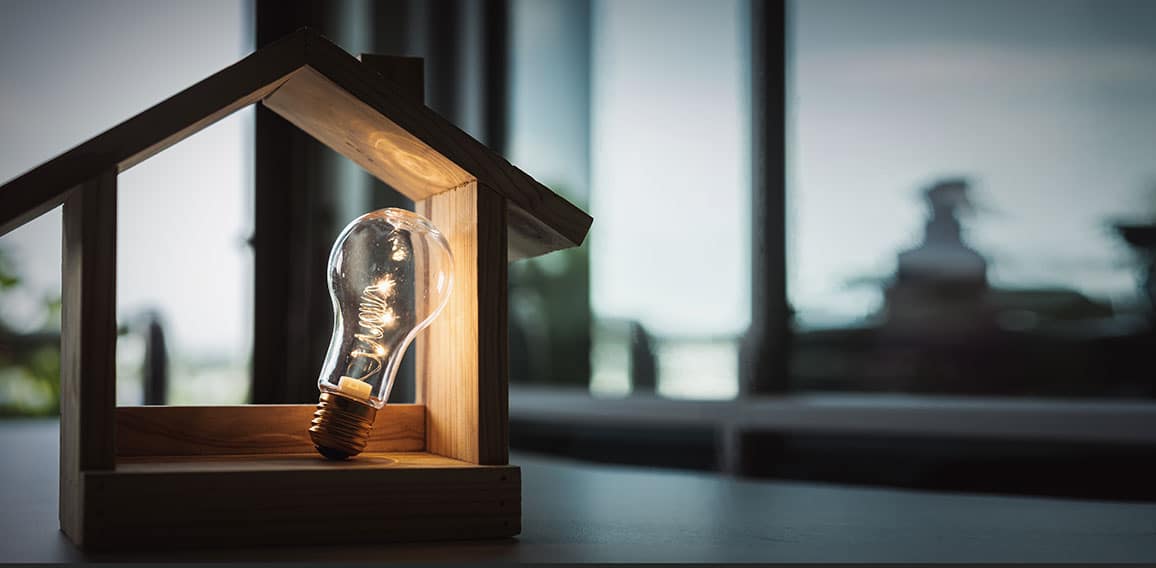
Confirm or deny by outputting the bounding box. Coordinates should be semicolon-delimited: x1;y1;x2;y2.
362;46;509;467
59;169;118;544
415;181;509;465
361;51;511;467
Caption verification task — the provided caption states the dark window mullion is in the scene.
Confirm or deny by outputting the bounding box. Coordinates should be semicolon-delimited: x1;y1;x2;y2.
741;0;790;396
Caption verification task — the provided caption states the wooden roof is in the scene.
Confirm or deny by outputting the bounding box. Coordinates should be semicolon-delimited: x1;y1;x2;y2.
0;28;591;260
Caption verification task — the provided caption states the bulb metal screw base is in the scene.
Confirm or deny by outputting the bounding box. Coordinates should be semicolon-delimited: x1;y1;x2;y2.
309;392;377;460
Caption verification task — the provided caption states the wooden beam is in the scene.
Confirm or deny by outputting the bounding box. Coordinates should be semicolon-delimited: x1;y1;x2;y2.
115;404;426;457
264;62;586;261
59;169;118;545
1;28;590;260
0;30;309;236
264;66;474;201
299;34;592;257
360;54;425;103
82;456;519;549
415;181;509;465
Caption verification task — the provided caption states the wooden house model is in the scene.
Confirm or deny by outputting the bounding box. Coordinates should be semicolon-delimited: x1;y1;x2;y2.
0;28;592;549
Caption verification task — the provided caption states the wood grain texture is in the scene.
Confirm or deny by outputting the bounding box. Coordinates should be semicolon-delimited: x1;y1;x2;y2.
81;455;520;549
21;29;558;549
1;28;590;259
264;66;474;201
59;170;118;546
0;29;306;236
507;201;581;262
116;404;425;457
297;33;592;257
115;450;496;472
415;182;509;465
475;183;511;465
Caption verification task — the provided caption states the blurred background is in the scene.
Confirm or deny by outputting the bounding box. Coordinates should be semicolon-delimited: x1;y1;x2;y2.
2;0;1155;500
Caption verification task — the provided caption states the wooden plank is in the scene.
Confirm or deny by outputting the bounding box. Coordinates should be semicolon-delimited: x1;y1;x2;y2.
115;450;494;472
296;32;593;257
116;404;426;457
0;29;309;236
82;458;520;549
360;54;425;102
474;185;511;465
415;182;509;465
59;169;118;545
264;67;474;203
507;201;577;262
2;28;590;259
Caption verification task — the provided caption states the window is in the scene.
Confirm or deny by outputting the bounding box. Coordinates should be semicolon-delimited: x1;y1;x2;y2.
508;0;751;399
4;0;1153;497
0;0;254;413
789;0;1156;397
507;0;594;392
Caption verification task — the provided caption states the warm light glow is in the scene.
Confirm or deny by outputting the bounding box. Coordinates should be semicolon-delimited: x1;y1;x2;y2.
349;276;398;379
369;276;395;295
337;375;373;401
390;236;408;261
317;207;455;409
368;129;464;189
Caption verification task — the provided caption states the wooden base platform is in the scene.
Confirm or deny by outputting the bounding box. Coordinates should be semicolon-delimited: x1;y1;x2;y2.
75;452;520;549
62;406;521;549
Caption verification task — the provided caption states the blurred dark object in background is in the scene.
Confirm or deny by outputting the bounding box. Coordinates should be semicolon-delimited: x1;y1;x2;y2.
740;432;1156;502
1116;222;1156;319
793;178;1155;398
141;310;168;406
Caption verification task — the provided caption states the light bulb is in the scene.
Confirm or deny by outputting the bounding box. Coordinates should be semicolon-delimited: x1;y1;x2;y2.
309;207;454;460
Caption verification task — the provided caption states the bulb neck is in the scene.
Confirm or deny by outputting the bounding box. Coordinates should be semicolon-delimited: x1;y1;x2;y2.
309;392;377;460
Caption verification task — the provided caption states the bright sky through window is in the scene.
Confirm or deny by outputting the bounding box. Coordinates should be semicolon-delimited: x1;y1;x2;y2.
791;0;1156;328
590;0;751;340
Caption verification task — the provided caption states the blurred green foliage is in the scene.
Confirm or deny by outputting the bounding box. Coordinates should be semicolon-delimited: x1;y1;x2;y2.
0;247;62;417
508;180;592;388
510;243;592;387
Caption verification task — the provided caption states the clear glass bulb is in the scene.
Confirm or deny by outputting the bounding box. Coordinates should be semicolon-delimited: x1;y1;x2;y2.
309;207;453;459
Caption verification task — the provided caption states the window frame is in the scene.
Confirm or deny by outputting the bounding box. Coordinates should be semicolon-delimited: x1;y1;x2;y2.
502;0;1156;477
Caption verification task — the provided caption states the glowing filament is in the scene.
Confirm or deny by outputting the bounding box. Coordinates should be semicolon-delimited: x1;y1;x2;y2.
391;238;408;261
346;276;397;379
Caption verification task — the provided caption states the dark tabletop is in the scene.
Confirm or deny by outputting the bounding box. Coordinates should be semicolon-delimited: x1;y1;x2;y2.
1;418;1154;563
